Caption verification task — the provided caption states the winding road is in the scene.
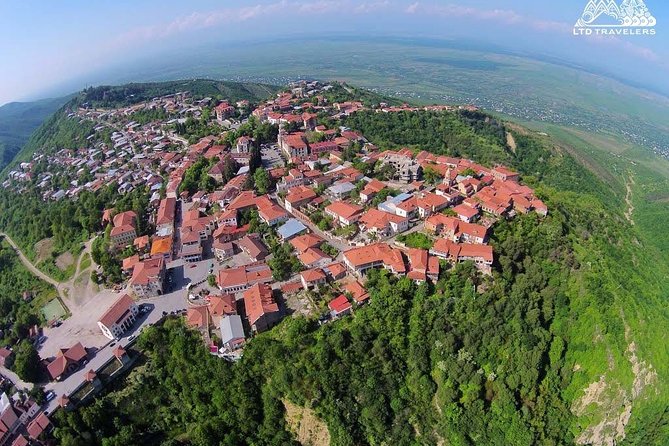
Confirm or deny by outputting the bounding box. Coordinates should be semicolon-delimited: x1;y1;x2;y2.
0;232;97;313
0;232;61;288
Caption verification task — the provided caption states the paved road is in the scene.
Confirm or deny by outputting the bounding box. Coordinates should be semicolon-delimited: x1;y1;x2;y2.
44;283;191;414
0;366;32;391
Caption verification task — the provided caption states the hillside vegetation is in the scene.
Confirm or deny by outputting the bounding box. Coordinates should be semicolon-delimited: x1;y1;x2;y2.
76;79;280;108
0;95;70;170
47;96;669;445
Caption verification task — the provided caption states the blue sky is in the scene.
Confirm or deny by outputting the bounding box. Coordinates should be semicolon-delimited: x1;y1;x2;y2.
1;0;667;105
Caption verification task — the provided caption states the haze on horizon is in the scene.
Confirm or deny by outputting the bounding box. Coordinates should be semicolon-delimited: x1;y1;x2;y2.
1;0;668;105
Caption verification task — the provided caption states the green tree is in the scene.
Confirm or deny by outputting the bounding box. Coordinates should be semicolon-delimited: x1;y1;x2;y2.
13;340;42;383
253;168;273;195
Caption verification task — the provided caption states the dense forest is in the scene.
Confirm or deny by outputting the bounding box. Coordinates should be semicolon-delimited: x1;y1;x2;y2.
48;102;669;445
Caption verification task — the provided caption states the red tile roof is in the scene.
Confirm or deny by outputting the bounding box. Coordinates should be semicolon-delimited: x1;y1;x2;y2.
98;294;136;328
243;284;279;326
186;305;210;329
325;201;364;221
344;244;406;274
328;295;352;313
290;233;323;253
208;294;237;316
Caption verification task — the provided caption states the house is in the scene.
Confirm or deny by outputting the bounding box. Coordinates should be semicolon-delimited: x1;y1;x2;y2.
215;101;235;121
217;263;273;293
290;233;323;253
243;284;281;333
416;192;450;218
227;191;258;212
343;243;407;276
26;412;52;440
130;257;166;298
0;394;19;441
150;236;173;261
133;235;150;253
323;262;347;280
359;209;409;237
343;281;370;304
235;136;253;153
326;182;356;200
300;268;327;290
309;141;339;155
110;211;138;249
213;240;235;261
279;133;309;160
11;434;28;446
46;342;87;381
425;215;488;244
378;193;416;218
220;315;246;350
236;234;269;262
328;295;352;318
208;294;237;317
156;197;176;235
492;165;520;182
472;186;513;216
277;219;308;241
452;203;480;222
430;239;494;272
97;294;140;340
276;169;306;192
360;179;386;203
181;229;203;263
186;305;210;330
110;210;137;248
256;196;289;226
213;223;249;243
325;201;364;226
217;209;238;228
284;186;317;212
298;247;331;269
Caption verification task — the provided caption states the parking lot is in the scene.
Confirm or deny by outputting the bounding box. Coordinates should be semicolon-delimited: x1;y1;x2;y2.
261;144;285;169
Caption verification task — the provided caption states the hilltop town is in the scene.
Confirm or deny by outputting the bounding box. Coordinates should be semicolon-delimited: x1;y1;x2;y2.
0;81;547;444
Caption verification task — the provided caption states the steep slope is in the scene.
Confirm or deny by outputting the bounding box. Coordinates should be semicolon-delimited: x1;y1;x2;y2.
0;95;71;170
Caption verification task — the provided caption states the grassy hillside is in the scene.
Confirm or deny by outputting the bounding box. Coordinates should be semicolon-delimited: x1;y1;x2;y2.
50;105;669;445
0;95;71;170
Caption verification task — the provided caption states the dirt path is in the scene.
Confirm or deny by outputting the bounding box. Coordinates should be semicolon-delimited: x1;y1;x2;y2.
61;238;97;310
624;175;635;226
1;232;61;288
0;233;98;313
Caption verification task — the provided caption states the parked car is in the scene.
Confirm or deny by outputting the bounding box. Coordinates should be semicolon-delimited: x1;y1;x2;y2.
127;335;136;342
45;391;55;402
